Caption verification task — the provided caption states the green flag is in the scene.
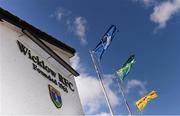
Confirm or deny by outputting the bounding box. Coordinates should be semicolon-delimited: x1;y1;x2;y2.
116;55;136;80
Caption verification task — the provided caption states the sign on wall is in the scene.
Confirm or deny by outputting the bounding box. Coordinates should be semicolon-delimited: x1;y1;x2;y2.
17;40;74;94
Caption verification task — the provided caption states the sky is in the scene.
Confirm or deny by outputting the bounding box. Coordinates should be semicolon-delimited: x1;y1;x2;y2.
0;0;180;115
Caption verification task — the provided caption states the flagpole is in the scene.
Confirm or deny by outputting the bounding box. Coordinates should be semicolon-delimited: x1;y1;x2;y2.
137;107;141;116
115;76;132;116
89;50;114;116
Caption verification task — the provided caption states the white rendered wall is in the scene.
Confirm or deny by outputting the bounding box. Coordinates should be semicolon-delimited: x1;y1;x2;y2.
0;21;83;115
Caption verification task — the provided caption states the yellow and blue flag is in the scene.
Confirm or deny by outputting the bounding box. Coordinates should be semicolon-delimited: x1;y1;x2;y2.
93;25;118;61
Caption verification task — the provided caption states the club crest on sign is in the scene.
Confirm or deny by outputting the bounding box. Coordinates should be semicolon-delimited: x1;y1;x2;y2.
48;84;62;108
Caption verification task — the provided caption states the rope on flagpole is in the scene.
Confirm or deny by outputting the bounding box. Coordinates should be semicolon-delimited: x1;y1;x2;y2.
89;50;114;116
114;74;132;116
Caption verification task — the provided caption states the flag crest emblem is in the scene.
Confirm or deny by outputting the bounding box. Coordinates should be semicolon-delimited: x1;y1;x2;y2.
48;84;62;108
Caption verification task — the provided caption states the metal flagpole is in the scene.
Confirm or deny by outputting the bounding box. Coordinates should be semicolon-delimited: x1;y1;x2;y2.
115;76;132;116
89;50;114;116
137;107;141;116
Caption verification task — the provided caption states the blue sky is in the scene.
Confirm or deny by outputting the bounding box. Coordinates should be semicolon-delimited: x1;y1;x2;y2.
1;0;180;115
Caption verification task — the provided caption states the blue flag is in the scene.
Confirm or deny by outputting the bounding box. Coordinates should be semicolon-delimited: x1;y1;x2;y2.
93;25;118;61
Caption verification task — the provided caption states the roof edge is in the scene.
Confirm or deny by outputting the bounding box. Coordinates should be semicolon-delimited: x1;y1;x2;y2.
0;7;76;55
0;7;79;77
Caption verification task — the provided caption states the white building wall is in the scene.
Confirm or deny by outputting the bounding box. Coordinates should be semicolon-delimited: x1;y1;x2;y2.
0;21;83;115
41;40;72;64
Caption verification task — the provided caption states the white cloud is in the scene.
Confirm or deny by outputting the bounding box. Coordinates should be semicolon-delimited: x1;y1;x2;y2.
73;17;87;45
125;79;147;96
96;112;111;116
57;12;63;21
103;74;121;107
70;54;120;114
150;0;180;28
132;0;180;29
69;53;82;72
53;7;71;21
132;0;155;6
75;74;105;114
51;8;88;45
